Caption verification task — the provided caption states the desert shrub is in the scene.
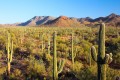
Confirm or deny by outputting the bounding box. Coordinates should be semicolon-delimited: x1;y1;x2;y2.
32;49;44;60
113;53;120;63
74;40;92;64
0;50;4;59
107;67;120;80
0;36;6;50
57;43;67;52
76;65;97;80
73;61;83;74
10;69;23;80
0;67;6;75
42;53;52;68
0;67;6;80
27;56;46;79
14;47;31;59
106;38;120;55
106;38;120;65
46;65;53;79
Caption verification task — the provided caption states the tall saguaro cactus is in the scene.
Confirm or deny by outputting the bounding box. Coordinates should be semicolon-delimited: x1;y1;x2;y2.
53;32;65;80
89;49;92;66
48;35;50;54
71;32;76;70
6;31;13;75
39;33;45;53
91;23;113;80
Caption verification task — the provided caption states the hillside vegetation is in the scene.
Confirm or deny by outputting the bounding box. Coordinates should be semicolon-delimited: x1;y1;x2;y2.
0;25;119;80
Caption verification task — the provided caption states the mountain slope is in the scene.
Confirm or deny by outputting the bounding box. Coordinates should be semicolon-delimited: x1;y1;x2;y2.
10;13;120;27
18;16;56;26
76;13;120;27
92;13;120;26
45;16;81;27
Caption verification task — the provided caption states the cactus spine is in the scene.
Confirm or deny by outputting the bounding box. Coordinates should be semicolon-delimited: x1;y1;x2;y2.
53;32;65;80
7;31;13;75
91;23;113;80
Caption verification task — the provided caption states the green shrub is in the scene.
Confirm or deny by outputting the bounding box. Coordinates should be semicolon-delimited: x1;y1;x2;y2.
77;65;97;80
73;61;83;73
27;56;46;79
10;69;23;80
107;67;120;80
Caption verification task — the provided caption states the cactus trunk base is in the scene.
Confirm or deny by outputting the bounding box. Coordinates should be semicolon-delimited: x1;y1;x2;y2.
7;62;10;76
98;64;106;80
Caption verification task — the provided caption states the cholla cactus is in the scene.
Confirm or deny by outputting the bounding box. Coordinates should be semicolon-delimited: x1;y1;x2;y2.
91;23;113;80
53;32;65;80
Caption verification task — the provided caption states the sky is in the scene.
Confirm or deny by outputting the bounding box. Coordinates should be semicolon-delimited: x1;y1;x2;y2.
0;0;120;24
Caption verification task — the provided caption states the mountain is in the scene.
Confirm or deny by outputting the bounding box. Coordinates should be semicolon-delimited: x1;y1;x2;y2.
78;17;93;22
45;16;81;27
3;13;120;27
76;13;120;27
18;16;56;26
92;13;120;26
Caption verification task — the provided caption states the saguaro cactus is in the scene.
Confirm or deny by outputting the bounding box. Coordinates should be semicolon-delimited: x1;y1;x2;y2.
48;34;50;54
71;32;76;70
20;30;25;44
39;33;45;53
91;23;113;80
53;32;65;80
89;49;92;66
6;31;13;75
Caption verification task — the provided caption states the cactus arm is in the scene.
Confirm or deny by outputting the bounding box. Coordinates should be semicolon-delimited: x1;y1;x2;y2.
109;53;112;58
108;57;112;64
58;59;62;69
104;53;113;64
104;54;109;64
58;59;65;74
74;48;77;58
108;53;113;63
91;46;97;62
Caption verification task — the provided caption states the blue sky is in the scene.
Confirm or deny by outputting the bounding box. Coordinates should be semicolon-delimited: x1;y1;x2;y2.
0;0;120;24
